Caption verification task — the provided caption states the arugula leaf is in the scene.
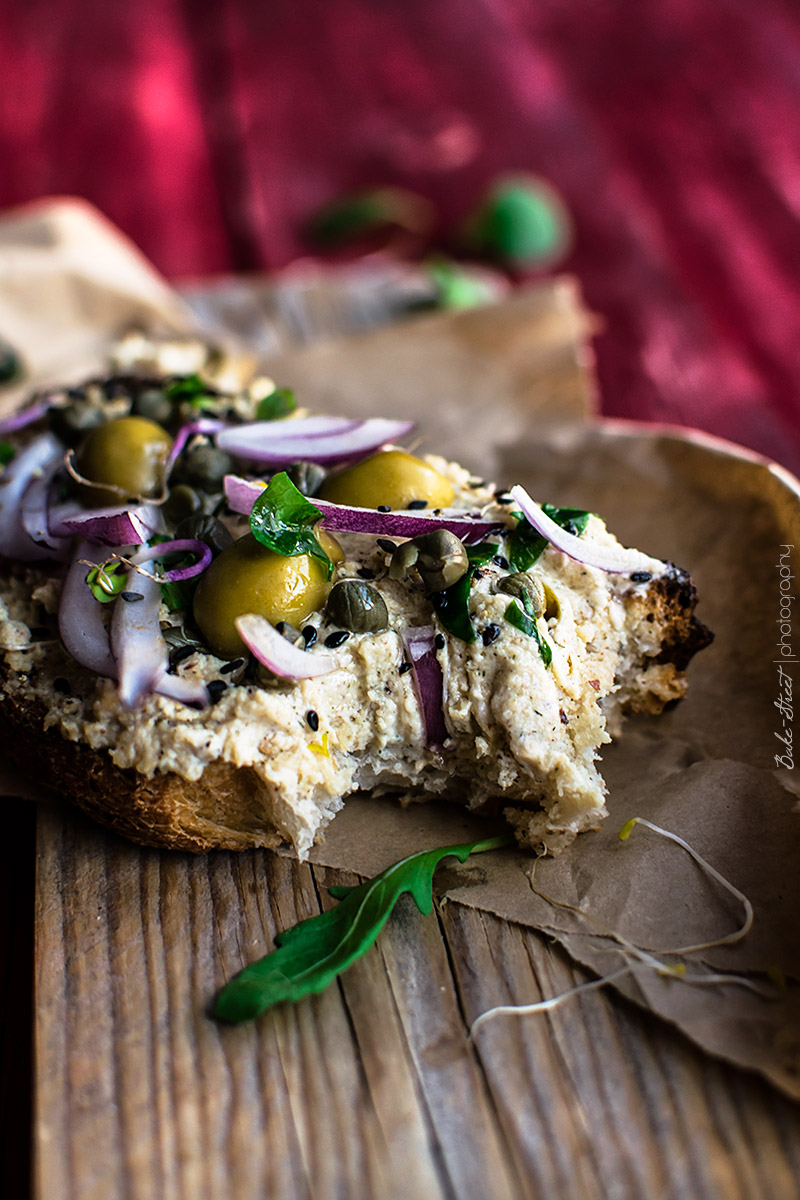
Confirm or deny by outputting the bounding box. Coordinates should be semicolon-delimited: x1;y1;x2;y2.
214;833;513;1022
256;387;296;421
0;441;15;466
249;471;333;578
165;373;215;409
504;599;552;666
506;504;590;572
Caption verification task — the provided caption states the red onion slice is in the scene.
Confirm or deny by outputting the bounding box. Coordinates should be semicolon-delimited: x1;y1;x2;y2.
217;418;414;465
0;398;50;435
224;475;506;544
153;672;209;709
56;503;160;547
20;455;71;556
0;433;66;560
58;540;117;678
111;569;167;707
509;485;664;575
166;417;227;476
235;613;337;679
132;538;212;581
402;626;448;747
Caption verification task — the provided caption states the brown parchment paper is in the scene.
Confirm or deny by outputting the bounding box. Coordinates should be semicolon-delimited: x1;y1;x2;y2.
2;198;799;1097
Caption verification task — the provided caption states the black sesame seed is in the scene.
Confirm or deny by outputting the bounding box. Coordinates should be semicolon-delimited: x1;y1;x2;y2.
53;677;71;696
357;566;375;579
560;709;569;725
432;509;442;516
469;479;487;489
207;680;227;703
306;710;319;732
492;554;510;569
377;504;391;513
630;571;653;583
473;569;484;580
170;644;196;666
120;591;144;603
275;621;286;634
407;499;428;510
482;623;501;646
377;538;397;553
434;633;446;650
220;658;244;675
399;661;413;675
302;625;318;647
494;492;513;505
325;630;350;648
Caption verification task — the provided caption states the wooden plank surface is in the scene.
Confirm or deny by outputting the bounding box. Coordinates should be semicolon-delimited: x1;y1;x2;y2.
35;805;800;1200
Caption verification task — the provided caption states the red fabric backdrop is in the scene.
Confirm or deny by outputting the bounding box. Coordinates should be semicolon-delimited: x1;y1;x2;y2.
1;0;800;469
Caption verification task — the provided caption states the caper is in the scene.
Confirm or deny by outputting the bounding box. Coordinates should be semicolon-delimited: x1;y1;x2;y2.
497;572;545;615
388;540;420;580
287;460;328;497
131;387;173;426
319;450;455;511
414;530;469;592
171;441;233;492
325;580;389;632
48;400;108;447
74;415;172;505
163;484;204;527
192;532;333;657
174;512;234;558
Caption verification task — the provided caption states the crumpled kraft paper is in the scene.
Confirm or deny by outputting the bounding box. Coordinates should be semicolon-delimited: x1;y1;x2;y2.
2;198;799;1097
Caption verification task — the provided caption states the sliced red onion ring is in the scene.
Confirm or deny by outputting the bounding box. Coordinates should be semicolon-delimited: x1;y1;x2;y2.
0;398;50;435
20;454;71;557
0;433;66;560
402;626;447;748
217;418;414;466
132;538;212;581
509;485;664;575
153;672;210;709
59;540;117;678
111;569;167;707
235;613;336;679
56;503;160;547
166;418;227;476
224;475;506;545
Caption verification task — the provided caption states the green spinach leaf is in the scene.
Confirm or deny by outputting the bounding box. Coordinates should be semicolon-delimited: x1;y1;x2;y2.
165;373;214;409
249;471;333;577
506;504;590;572
429;542;499;642
214;833;512;1022
256;387;296;421
504;598;552;665
0;441;16;466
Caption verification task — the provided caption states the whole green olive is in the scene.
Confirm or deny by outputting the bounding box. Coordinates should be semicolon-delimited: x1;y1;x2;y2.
319;450;454;511
325;580;389;632
497;572;545;615
75;415;172;506
192;532;334;658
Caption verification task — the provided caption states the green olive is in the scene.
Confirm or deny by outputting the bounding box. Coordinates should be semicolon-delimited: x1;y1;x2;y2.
319;450;454;510
192;533;334;658
326;580;389;632
75;415;172;506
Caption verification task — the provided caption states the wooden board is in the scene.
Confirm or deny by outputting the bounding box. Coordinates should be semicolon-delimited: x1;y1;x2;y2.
35;805;800;1200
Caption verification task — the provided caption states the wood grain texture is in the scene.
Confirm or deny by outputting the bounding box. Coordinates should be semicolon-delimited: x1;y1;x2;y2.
35;805;800;1200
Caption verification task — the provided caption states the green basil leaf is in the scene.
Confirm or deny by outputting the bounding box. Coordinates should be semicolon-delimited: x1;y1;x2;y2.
306;186;433;249
165;373;214;409
466;542;498;565
256;387;296;421
214;833;513;1022
0;441;16;466
504;599;552;666
460;176;571;268
431;569;477;642
506;504;590;572
249;471;333;578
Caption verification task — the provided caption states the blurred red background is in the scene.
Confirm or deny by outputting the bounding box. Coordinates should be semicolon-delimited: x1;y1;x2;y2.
1;0;800;468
